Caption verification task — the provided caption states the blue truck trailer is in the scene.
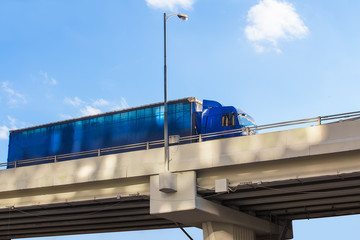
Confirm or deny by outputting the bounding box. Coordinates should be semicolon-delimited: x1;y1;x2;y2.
7;97;255;167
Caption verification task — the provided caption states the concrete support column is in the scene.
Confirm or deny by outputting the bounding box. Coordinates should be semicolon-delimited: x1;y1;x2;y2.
203;221;255;240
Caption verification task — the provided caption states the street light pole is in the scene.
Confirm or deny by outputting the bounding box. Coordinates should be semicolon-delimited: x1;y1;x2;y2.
163;13;188;172
163;13;169;172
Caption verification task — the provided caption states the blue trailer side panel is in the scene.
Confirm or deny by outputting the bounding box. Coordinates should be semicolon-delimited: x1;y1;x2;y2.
7;98;197;164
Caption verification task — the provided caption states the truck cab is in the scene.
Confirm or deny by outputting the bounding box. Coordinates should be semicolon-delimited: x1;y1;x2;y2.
197;100;255;137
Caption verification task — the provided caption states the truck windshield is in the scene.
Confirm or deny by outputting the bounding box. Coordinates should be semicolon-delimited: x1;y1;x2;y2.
237;113;256;127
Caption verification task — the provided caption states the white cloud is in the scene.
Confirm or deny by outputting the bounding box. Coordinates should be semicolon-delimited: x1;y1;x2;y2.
120;97;129;108
64;97;84;107
1;81;27;104
112;97;129;110
93;98;109;107
63;96;129;117
80;106;102;116
59;114;73;120
146;0;194;11
7;116;17;129
40;71;57;85
0;116;20;140
245;0;309;53
0;125;10;140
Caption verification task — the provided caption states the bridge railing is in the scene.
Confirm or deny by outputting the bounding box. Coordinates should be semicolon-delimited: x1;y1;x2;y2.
2;110;360;168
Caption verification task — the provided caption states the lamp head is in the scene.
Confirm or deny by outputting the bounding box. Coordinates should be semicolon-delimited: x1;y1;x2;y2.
177;14;189;21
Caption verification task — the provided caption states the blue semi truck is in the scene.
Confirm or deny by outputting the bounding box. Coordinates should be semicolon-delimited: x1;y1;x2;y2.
7;97;255;166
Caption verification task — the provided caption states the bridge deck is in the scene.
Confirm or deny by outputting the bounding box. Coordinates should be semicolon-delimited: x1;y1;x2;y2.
0;120;359;239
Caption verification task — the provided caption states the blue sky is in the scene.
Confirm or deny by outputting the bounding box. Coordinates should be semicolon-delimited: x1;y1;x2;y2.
1;0;360;239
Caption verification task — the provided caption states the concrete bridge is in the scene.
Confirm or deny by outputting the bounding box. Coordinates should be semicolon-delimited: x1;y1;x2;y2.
0;119;360;240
